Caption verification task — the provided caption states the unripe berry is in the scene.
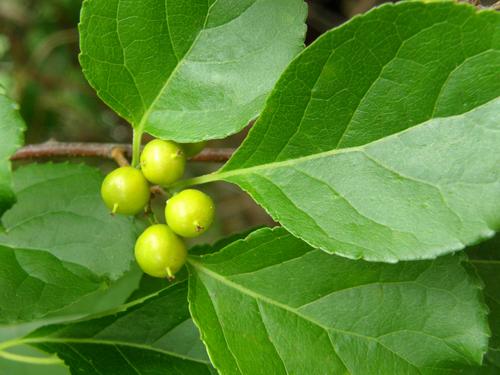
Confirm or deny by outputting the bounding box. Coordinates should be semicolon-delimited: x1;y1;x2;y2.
101;166;150;215
165;189;215;238
134;224;187;278
140;139;185;186
182;141;207;158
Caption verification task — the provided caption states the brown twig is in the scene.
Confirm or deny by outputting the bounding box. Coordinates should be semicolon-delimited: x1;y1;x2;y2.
11;141;235;163
150;185;168;197
189;148;235;162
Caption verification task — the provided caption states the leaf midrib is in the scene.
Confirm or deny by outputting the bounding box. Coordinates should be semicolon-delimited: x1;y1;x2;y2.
20;336;210;365
134;0;241;132
199;98;498;185
133;0;215;131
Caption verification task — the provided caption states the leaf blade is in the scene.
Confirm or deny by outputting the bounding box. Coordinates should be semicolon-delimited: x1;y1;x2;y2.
209;2;500;261
0;94;25;216
79;0;307;141
0;163;140;280
0;163;141;322
224;2;500;169
23;282;214;375
0;245;102;324
188;227;490;374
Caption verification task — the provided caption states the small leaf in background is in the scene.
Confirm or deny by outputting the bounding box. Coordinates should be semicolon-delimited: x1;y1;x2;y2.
19;282;214;375
215;2;500;262
79;0;307;142
188;227;489;375
0;94;25;216
0;163;141;323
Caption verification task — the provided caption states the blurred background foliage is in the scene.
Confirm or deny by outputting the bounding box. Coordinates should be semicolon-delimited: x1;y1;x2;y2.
0;0;495;374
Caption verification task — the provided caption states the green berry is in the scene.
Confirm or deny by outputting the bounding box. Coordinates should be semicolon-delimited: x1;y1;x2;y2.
165;189;215;238
140;139;185;186
134;224;187;278
182;141;207;158
101;166;150;215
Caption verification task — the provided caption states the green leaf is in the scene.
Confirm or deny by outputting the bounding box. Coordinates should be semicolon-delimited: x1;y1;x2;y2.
15;282;214;374
50;264;143;319
0;245;102;324
0;163;140;280
0;94;25;216
0;163;141;322
198;2;500;262
188;227;489;374
0;267;142;375
79;0;307;142
468;234;500;370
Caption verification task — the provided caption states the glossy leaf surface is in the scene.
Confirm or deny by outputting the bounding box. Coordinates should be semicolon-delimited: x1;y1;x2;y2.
189;227;489;374
79;0;307;141
210;2;500;261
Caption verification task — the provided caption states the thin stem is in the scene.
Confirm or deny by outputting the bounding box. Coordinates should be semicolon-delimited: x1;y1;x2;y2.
0;350;63;365
131;129;142;167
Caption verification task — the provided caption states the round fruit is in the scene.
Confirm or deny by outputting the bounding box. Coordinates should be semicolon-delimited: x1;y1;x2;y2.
134;224;187;278
182;141;207;158
140;139;185;186
101;166;150;215
165;189;215;238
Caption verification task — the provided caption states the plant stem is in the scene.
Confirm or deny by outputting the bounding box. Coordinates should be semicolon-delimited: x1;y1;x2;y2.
169;172;221;190
131;129;142;167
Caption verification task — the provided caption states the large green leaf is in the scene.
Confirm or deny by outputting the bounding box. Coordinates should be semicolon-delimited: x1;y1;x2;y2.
12;282;214;374
193;2;500;262
188;227;489;374
79;0;307;142
0;94;25;216
0;163;141;322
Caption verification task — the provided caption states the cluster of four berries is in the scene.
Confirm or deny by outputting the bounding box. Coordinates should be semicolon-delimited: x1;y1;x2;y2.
101;140;214;279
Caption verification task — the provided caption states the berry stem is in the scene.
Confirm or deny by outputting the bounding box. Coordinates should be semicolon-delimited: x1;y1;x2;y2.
131;129;142;167
169;173;220;190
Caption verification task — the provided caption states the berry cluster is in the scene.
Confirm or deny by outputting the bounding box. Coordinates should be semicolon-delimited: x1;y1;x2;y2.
100;140;214;279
